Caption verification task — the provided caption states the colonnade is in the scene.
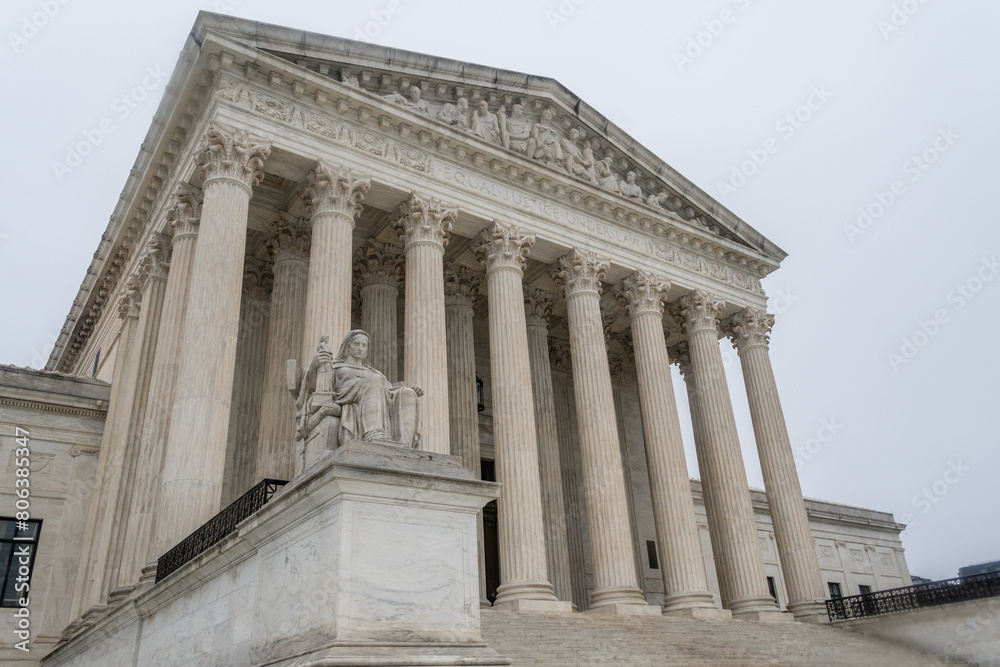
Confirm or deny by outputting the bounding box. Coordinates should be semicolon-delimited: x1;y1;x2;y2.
71;123;827;631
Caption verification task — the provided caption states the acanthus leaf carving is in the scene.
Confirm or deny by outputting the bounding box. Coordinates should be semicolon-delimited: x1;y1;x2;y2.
117;277;142;320
476;220;535;274
304;162;371;219
195;124;271;190
396;192;457;249
618;269;670;317
355;238;404;290
551;248;609;297
264;213;311;263
670;289;725;335
726;307;774;351
443;263;482;308
523;287;555;329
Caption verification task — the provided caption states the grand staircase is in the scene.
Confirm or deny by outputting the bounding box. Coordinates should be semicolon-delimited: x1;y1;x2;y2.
481;608;950;666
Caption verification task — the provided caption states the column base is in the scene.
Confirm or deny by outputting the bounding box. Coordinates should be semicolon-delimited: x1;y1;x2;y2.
662;591;723;615
139;561;158;585
492;599;574;613
480;599;493;609
586;603;662;616
787;598;830;623
494;580;559;608
664;606;733;620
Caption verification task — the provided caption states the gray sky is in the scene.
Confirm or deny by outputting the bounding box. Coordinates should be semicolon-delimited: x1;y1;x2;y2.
2;0;997;581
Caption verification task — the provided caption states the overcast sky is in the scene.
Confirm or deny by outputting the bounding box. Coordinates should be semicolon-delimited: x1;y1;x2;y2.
2;0;997;581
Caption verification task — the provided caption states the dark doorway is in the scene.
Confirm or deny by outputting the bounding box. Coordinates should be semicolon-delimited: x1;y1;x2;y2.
481;460;500;603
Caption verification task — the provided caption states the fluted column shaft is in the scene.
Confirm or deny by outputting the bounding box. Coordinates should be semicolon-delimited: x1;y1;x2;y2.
479;222;557;607
398;193;455;456
444;265;480;467
105;245;169;600
302;163;370;363
525;290;573;603
551;357;590;611
730;309;826;619
73;280;144;617
117;195;200;587
620;272;716;613
222;267;271;506
357;239;402;382
158;126;270;556
554;249;647;610
675;291;776;616
256;218;309;481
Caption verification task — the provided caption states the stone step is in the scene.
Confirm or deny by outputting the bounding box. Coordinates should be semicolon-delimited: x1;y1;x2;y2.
481;609;949;666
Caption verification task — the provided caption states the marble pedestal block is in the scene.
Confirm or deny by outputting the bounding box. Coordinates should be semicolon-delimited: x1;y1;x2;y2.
43;442;509;667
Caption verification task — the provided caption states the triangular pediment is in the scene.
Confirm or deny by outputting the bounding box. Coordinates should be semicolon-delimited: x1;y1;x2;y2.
197;13;785;263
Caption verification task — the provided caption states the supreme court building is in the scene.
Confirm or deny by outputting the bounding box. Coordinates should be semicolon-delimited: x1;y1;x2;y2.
0;12;916;666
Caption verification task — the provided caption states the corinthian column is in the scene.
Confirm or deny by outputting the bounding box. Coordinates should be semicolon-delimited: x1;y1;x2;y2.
524;288;573;604
396;193;455;456
222;259;272;506
256;215;310;482
116;189;200;589
157;124;270;556
618;271;725;618
477;221;563;611
301;162;370;363
671;290;781;620
550;340;590;611
72;279;143;620
444;264;481;466
727;308;827;622
356;239;402;381
552;249;654;614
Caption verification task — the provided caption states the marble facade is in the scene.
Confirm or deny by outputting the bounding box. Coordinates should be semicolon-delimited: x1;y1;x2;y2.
0;10;912;666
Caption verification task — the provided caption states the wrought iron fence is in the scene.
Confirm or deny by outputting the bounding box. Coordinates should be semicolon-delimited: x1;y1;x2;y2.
154;478;287;583
826;570;1000;621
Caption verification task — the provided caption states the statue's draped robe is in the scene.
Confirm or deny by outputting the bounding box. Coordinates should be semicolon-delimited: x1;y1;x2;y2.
330;361;405;443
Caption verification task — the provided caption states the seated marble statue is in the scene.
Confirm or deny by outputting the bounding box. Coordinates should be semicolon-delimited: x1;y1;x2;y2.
295;331;422;450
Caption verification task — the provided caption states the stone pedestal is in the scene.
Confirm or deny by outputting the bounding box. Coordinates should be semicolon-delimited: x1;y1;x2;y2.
43;442;509;667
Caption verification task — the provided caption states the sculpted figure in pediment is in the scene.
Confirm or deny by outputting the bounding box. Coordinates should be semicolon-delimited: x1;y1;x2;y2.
595;155;620;194
471;100;502;145
529;108;564;166
385;85;431;115
647;191;668;209
560;130;597;184
437;97;470;129
619;170;644;201
501;103;533;155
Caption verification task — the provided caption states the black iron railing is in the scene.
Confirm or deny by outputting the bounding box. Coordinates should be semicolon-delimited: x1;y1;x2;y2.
154;478;287;583
826;570;1000;621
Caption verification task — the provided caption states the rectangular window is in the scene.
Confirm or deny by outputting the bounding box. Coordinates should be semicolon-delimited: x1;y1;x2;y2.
646;540;658;570
767;576;777;600
828;582;843;599
0;519;41;607
859;584;872;595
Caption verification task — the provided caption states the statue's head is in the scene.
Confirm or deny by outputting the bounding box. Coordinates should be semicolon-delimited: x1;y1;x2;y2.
512;103;523;116
409;85;421;98
478;100;489;113
336;329;370;362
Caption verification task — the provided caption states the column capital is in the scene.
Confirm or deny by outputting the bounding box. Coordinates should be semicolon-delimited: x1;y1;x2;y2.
667;340;691;377
443;263;482;308
551;248;609;297
354;238;403;289
264;214;310;263
166;185;202;238
524;287;555;329
548;337;571;373
304;162;371;219
117;278;142;320
137;237;169;287
195;124;271;191
396;192;457;249
477;220;535;275
618;270;670;317
243;257;273;300
725;307;774;351
670;289;725;335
